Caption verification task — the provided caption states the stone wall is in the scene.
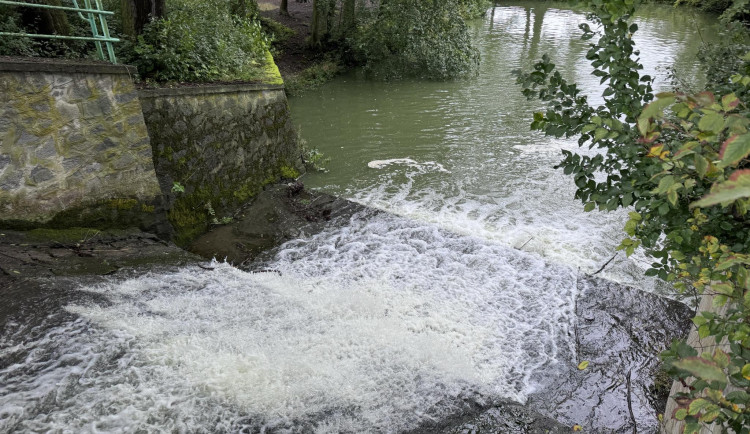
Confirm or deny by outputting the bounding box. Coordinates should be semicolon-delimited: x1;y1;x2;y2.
0;60;166;234
139;84;301;245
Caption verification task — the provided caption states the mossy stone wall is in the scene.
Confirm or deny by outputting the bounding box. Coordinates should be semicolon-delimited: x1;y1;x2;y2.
0;60;167;234
139;83;301;245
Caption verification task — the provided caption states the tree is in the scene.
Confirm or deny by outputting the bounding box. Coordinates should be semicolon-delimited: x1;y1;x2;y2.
120;0;165;37
22;0;71;37
280;0;289;17
341;0;355;34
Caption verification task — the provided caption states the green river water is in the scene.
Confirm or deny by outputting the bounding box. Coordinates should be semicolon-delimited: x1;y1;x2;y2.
290;1;720;295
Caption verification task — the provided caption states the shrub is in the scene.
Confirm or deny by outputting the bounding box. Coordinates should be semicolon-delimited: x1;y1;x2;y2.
123;0;270;83
515;0;750;430
350;0;480;79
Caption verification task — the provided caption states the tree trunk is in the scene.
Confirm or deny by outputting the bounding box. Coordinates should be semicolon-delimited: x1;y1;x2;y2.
280;0;290;16
23;0;71;36
120;0;166;37
310;0;327;47
341;0;355;34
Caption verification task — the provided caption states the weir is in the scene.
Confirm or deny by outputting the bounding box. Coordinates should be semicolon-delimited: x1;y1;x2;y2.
0;2;725;433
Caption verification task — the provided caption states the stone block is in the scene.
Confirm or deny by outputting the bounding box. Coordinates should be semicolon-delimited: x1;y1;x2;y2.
35;137;57;160
30;166;54;184
0;169;23;190
96;138;118;152
16;130;40;147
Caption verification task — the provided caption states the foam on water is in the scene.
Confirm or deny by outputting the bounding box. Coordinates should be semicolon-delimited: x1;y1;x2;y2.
1;212;576;433
368;158;450;173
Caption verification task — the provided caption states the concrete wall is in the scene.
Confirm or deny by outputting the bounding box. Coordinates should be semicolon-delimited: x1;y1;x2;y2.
139;84;301;245
0;60;166;233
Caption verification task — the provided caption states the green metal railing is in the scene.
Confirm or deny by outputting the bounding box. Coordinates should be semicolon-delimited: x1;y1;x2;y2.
0;0;119;63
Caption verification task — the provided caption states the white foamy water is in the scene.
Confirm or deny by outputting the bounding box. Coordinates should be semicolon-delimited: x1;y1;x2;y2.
1;212;577;433
368;158;450;173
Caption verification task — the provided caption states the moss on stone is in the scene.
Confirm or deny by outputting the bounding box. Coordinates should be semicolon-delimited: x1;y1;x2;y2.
108;198;138;210
26;227;103;243
280;165;300;179
259;49;284;86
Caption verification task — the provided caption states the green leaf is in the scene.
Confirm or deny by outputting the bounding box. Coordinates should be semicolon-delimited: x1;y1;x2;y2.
672;357;726;386
698;324;710;339
684;422;701;434
668;190;678;206
726;390;750;403
583;202;595;212
698;111;726;134
713;295;728;308
692;169;750;208
638;96;675;135
702;409;721;423
628;212;642;221
719;134;750;167
712;283;734;296
653;175;675;194
674;408;688;420
694;155;709;179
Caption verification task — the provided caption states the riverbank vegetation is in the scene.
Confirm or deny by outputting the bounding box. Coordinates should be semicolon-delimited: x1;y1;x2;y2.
516;0;750;431
0;0;489;83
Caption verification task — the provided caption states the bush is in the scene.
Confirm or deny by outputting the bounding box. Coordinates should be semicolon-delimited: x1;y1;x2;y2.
122;0;270;83
458;0;492;19
350;0;480;79
516;1;750;430
0;4;97;59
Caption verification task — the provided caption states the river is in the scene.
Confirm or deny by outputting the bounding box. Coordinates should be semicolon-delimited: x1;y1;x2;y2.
0;3;718;433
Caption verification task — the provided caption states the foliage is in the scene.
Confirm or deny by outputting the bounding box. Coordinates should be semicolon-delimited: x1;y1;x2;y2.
696;22;750;99
350;0;480;79
120;0;271;82
515;0;750;430
284;60;342;96
676;0;750;22
297;127;330;172
0;6;37;57
458;0;493;20
260;16;295;47
0;4;97;59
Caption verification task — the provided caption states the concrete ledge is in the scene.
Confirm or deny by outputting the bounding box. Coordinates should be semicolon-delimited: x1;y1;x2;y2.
138;83;285;99
0;57;137;75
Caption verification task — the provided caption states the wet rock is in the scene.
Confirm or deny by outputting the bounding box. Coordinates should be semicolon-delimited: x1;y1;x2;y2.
30;166;54;184
523;276;692;433
189;183;363;266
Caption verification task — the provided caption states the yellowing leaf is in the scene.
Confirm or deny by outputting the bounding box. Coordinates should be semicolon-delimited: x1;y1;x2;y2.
578;360;590;370
646;144;669;159
720;134;750;167
573;424;583;431
692;169;750;208
742;363;750;380
722;92;740;111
